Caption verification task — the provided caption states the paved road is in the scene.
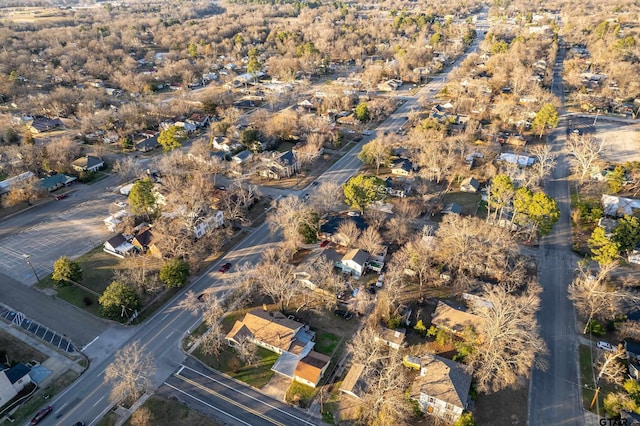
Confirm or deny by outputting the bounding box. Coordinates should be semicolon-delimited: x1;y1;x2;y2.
159;358;317;426
528;38;584;425
37;11;491;426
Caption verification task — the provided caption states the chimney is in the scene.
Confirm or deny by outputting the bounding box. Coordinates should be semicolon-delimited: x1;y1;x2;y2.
263;303;267;311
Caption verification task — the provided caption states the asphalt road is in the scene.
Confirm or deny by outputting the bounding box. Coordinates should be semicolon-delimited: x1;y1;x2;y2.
158;358;317;426
528;38;584;425
36;11;491;426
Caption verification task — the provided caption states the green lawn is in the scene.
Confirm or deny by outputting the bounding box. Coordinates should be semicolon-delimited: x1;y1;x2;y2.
315;332;340;356
441;191;484;217
195;345;278;389
579;344;618;413
285;381;317;408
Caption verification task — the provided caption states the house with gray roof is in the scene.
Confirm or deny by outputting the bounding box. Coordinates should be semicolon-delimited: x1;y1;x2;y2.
72;155;104;173
338;249;369;277
409;353;473;423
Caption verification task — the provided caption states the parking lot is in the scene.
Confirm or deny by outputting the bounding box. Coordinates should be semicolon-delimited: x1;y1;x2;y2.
0;194;115;285
569;115;640;163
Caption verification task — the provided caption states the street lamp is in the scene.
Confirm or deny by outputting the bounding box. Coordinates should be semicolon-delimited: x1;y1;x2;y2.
23;254;40;283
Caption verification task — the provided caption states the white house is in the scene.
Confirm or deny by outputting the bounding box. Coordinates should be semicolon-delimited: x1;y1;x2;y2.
409;354;473;423
339;249;369;277
498;153;534;167
0;363;32;408
193;210;224;239
71;155;104;173
374;327;406;350
293;351;331;388
103;234;135;258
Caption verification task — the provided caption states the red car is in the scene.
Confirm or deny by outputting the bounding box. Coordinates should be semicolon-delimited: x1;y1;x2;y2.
31;406;53;425
320;240;330;247
55;193;67;200
218;262;232;273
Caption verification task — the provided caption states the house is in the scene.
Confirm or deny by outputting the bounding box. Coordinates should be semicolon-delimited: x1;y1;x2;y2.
391;158;414;176
293;351;331;388
131;228;162;258
40;174;76;192
192;210;224;239
338;249;369;277
602;194;640;217
339;363;367;399
337;114;359;125
103;234;135;257
385;177;411;198
28;117;64;133
442;203;462;215
72;156;104;173
498;153;534;167
103;210;127;232
232;150;253;164
135;136;160;152
225;309;316;379
431;301;485;338
409;354;473;423
625;340;640;362
378;80;402;92
0;363;32;407
258;151;300;180
0;171;35;196
460;177;480;193
375;327;406;350
186;113;210;128
318;215;369;244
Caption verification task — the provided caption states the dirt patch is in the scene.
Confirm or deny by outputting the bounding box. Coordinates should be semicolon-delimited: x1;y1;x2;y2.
0;329;47;364
474;383;528;426
125;395;222;426
598;122;640;163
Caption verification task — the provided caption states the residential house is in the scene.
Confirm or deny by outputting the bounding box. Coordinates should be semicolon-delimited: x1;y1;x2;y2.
186;113;210;128
0;363;32;407
431;301;485;338
498;153;534;167
232;150;253;164
225;309;316;380
602;194;640;217
103;234;135;258
339;363;367;399
40;174;76;192
293;351;331;388
135;136;160;152
625;340;640;362
0;171;35;197
72;156;104;173
103;210;127;233
192;210;224;239
385;177;411;198
318;215;369;244
442;203;462;215
409;353;473;423
131;228;163;258
374;327;406;350
258;151;300;180
460;177;480;193
28;117;64;133
338;249;369;277
378;79;402;92
337;114;359;125
173;121;197;134
391;158;414;176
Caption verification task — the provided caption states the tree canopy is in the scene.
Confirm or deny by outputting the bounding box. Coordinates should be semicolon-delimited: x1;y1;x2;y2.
159;258;190;288
99;281;140;320
52;256;83;285
358;138;392;175
532;103;560;137
588;227;620;266
342;175;386;212
514;188;560;235
158;125;186;153
355;103;370;122
612;215;640;253
128;178;156;215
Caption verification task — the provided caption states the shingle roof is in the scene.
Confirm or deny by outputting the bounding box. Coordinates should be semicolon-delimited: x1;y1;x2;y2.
376;327;406;346
5;363;30;384
410;353;472;408
339;363;366;398
342;249;369;266
319;215;368;235
294;351;331;384
225;309;303;352
431;301;484;335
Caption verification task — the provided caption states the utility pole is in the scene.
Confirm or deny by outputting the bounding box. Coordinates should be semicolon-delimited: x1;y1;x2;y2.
23;254;40;283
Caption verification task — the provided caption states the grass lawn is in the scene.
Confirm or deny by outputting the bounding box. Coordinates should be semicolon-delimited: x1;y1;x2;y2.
195;345;278;389
125;395;222;426
579;344;618;413
285;381;317;408
315;332;340;356
441;191;483;216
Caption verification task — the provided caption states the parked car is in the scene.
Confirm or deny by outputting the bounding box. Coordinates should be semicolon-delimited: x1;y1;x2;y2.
30;406;53;425
55;193;67;200
368;285;376;295
334;309;353;320
597;341;615;352
320;240;330;247
114;201;127;208
311;181;319;186
376;273;385;288
73;423;85;426
218;262;232;273
302;193;310;201
347;211;360;217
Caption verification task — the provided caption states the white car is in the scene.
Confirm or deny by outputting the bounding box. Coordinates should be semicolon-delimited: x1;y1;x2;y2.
376;273;384;288
597;341;615;352
114;201;127;208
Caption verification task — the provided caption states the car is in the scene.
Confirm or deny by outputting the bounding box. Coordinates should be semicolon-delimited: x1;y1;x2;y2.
114;201;127;208
302;193;310;201
197;293;207;302
215;185;226;191
347;211;360;217
343;311;353;320
368;285;376;295
55;193;67;200
351;288;359;297
336;291;345;300
30;406;53;425
320;240;330;247
311;181;319;186
334;309;347;317
73;423;85;426
597;341;615;352
376;273;385;288
218;262;232;273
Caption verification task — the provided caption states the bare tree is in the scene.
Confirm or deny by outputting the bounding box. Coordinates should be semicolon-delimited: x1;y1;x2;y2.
595;345;627;386
234;335;258;367
3;176;46;207
385;217;411;245
268;196;317;249
566;134;603;184
568;263;623;334
113;156;140;181
44;137;81;172
254;247;299;312
357;227;384;256
336;220;362;248
104;341;155;403
469;284;547;393
112;257;162;296
309;181;343;215
130;406;152;426
529;144;557;187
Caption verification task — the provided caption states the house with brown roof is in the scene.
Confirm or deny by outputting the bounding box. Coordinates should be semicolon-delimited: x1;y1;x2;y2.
225;309;317;379
339;363;367;399
431;301;484;338
374;327;406;350
293;351;331;388
409;354;473;423
131;228;163;258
